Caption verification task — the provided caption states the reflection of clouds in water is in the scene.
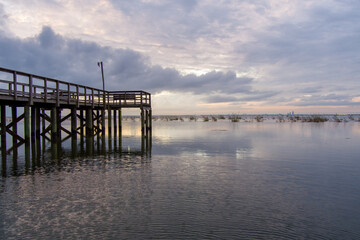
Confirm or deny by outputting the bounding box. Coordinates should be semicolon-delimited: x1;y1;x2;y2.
236;148;251;160
351;123;360;135
181;150;209;158
153;121;360;162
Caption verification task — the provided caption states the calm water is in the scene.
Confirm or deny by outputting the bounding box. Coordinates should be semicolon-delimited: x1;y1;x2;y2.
1;120;360;239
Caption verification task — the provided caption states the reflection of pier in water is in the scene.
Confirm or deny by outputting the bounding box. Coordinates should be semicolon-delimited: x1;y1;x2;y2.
1;128;152;176
0;66;152;176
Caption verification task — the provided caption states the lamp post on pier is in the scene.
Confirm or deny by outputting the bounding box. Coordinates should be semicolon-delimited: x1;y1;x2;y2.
98;61;106;138
97;61;105;108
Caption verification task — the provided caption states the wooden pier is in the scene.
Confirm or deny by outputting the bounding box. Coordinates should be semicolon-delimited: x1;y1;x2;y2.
0;66;152;174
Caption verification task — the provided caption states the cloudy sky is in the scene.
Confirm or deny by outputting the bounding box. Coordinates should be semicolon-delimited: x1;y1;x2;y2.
0;0;359;114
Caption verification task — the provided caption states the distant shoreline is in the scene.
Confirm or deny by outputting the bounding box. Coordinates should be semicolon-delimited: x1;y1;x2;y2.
4;114;360;123
144;114;360;123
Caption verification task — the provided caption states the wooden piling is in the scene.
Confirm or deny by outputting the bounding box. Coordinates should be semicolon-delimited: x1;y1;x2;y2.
24;106;30;143
24;106;30;171
71;108;77;136
141;108;144;135
0;105;6;155
41;109;45;138
31;107;35;139
57;108;61;140
80;109;84;142
86;108;93;137
113;108;117;137
96;109;100;141
118;108;122;134
36;108;40;138
12;106;17;154
1;105;6;176
108;108;112;137
51;107;57;142
149;109;152;130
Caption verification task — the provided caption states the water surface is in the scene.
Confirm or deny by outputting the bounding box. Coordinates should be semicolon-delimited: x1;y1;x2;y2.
1;120;360;239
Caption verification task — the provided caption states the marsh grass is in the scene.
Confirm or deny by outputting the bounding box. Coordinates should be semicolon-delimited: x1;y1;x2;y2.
255;115;264;122
333;115;342;122
189;116;197;121
203;116;210;122
150;114;358;123
229;115;241;122
277;116;285;122
303;115;328;122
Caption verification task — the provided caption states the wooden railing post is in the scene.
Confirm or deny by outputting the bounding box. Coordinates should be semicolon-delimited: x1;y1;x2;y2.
107;92;110;106
56;81;59;107
13;72;17;100
140;91;143;107
92;88;94;108
44;78;47;102
84;87;87;106
29;75;33;105
76;85;79;107
98;90;101;107
67;83;70;104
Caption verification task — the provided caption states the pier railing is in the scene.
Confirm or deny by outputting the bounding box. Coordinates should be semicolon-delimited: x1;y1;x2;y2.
0;67;151;108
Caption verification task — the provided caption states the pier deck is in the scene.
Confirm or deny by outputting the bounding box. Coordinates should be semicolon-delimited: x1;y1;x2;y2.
0;67;151;109
0;66;152;161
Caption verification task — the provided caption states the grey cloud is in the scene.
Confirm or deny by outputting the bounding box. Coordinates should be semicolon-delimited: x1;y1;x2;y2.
203;95;239;103
293;101;360;107
109;0;236;42
0;3;9;34
0;26;255;96
0;3;6;22
290;93;359;106
203;90;279;104
238;91;279;102
296;87;322;94
237;1;360;87
38;26;65;48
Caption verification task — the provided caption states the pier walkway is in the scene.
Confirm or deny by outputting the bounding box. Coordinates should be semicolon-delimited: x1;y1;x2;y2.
0;66;152;164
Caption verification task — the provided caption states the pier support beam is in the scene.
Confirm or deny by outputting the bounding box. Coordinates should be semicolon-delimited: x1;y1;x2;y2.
113;109;117;137
51;107;57;142
1;105;6;176
71;108;77;137
141;108;144;135
101;108;106;153
12;107;17;151
24;106;30;142
24;106;30;170
101;108;105;136
108;108;112;137
71;108;77;154
1;105;6;156
96;110;100;141
41;109;45;139
148;109;152;132
57;108;61;141
86;108;93;137
118;108;122;134
31;107;36;139
35;108;40;138
79;109;84;143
